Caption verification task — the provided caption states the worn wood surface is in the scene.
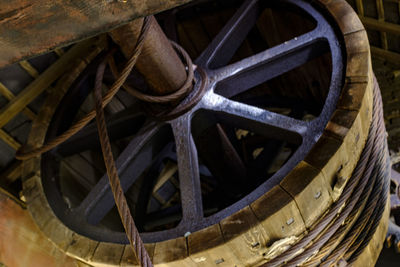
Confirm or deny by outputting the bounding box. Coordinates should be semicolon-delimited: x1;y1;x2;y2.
0;193;78;267
0;0;194;68
219;206;269;266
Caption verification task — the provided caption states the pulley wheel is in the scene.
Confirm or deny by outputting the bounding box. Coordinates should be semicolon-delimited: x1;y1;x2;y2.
22;0;380;266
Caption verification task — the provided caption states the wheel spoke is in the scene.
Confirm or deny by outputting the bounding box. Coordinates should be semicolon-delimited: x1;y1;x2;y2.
171;116;203;224
210;26;328;98
201;92;307;143
56;106;145;157
73;121;170;224
195;0;259;68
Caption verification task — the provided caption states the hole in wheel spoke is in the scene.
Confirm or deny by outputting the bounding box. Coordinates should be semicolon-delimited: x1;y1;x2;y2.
215;50;333;121
102;155;183;233
158;0;243;59
191;110;300;217
159;0;318;69
208;3;317;69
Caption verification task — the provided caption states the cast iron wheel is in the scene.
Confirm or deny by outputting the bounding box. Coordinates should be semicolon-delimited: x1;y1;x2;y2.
22;0;377;266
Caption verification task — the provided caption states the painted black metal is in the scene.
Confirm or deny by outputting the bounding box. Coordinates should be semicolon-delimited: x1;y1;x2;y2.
41;0;344;243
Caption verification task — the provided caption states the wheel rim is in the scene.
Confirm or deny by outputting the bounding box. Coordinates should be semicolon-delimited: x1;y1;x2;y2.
40;0;344;244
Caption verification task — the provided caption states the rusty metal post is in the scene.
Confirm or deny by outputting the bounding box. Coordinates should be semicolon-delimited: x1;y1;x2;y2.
109;16;187;95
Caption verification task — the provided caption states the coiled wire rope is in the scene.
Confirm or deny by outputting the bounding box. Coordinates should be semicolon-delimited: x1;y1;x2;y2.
261;76;390;267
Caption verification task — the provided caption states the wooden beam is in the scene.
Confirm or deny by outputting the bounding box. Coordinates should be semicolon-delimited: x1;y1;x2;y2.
54;48;65;57
361;17;400;36
0;0;194;68
0;38;100;129
355;0;364;16
0;82;36;120
0;161;22;187
371;46;400;65
376;0;388;50
19;60;40;78
0;129;21;150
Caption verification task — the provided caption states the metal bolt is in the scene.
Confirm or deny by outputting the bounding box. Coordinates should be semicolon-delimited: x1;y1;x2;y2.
215;258;224;264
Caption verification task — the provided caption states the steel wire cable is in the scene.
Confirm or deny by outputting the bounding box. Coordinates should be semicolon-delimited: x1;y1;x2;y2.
302;158;380;267
305;77;388;267
318;155;386;267
12;10;389;267
108;39;195;104
260;76;390;267
14;16;155;266
285;127;382;266
321;77;389;266
16;17;196;161
346;160;390;264
262;111;375;266
346;79;391;265
14;15;198;266
15;16;152;160
93;52;153;267
312;158;381;267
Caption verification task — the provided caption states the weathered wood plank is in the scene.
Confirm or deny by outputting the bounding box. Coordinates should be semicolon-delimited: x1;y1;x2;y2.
0;128;21;150
280;161;333;229
90;242;125;267
361;16;400;36
65;233;99;264
0;82;36;120
371;45;400;65
120;243;155;267
250;186;306;242
153;237;196;266
0;0;194;68
19;60;40;78
188;224;240;266
220;206;269;266
319;0;365;35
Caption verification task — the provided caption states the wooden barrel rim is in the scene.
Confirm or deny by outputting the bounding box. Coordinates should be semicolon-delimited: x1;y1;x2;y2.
22;0;380;266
